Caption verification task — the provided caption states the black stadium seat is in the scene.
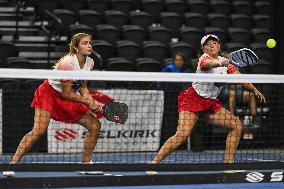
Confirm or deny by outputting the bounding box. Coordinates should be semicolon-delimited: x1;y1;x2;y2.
88;0;110;14
92;40;116;69
95;24;121;45
129;10;153;29
184;12;207;29
111;0;134;14
204;27;227;44
69;24;93;38
250;43;272;62
208;13;230;30
228;27;252;45
160;12;183;38
253;14;271;29
188;0;209;15
78;10;103;30
232;1;255;16
251;28;271;43
255;1;271;15
116;40;141;62
180;27;204;49
170;41;196;61
104;10;128;28
251;59;273;74
211;0;232;15
142;0;165;22
6;58;33;69
224;43;247;52
62;0;87;14
53;9;77;36
148;25;172;45
142;41;169;63
165;0;187;15
136;58;162;72
122;25;146;44
230;14;253;30
106;57;136;71
34;0;61;21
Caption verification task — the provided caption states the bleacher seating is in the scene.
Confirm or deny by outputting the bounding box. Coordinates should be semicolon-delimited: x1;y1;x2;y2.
116;40;141;62
0;0;274;71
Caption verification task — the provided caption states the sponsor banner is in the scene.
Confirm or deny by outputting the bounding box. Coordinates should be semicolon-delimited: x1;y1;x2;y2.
245;171;284;183
48;89;164;153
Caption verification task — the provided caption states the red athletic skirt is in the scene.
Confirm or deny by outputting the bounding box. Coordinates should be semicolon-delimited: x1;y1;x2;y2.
178;87;222;113
31;80;89;124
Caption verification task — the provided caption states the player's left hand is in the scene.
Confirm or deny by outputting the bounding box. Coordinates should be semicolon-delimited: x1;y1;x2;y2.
253;88;266;103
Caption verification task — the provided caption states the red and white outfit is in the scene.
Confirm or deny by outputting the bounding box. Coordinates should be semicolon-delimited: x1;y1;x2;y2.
178;53;237;113
31;54;94;123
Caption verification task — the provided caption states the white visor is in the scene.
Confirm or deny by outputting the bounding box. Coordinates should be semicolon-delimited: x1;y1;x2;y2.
200;34;219;46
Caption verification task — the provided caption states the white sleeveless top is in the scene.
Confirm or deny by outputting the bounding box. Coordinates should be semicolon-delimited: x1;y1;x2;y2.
48;54;94;93
192;53;228;99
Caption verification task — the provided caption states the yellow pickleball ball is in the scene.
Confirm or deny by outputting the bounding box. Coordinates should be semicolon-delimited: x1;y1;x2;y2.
266;38;276;48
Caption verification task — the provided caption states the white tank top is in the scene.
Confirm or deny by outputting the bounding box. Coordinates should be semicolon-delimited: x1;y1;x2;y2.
48;54;94;93
192;53;228;99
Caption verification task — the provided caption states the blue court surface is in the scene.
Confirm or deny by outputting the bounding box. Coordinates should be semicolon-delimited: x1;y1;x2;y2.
1;151;284;188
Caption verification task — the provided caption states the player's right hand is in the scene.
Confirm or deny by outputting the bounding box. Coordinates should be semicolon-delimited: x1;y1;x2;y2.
89;101;102;112
219;57;229;67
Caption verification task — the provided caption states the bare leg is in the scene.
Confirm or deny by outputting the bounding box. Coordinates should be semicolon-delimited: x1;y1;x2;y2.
207;107;243;163
152;112;198;163
78;111;101;163
228;90;236;114
243;91;256;116
11;109;51;164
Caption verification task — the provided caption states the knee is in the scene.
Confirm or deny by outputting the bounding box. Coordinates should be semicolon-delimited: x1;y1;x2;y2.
30;129;46;140
174;131;189;142
88;119;101;133
231;119;243;134
229;91;236;99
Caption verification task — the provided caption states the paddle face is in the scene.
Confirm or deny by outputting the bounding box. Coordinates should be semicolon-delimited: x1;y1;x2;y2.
102;102;128;124
229;48;258;67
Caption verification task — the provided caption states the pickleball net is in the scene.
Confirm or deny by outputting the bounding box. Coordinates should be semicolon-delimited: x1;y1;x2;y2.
0;69;283;172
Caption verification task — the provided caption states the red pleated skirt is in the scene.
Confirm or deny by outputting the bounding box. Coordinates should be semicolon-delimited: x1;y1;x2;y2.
31;80;89;124
178;87;222;113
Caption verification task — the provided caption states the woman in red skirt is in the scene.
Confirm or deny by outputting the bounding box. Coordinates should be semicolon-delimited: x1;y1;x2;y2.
4;33;102;177
150;34;267;166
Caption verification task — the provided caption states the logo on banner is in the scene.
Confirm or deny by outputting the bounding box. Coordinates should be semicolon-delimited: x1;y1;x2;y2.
54;128;79;141
245;172;264;182
48;89;164;153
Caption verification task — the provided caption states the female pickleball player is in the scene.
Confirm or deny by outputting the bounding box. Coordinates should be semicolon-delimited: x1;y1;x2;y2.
3;33;102;177
149;34;266;169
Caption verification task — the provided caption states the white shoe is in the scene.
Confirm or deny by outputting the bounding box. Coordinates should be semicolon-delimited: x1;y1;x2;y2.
223;170;246;173
146;161;158;175
77;161;104;175
3;171;15;177
77;171;104;175
83;160;94;164
146;171;158;175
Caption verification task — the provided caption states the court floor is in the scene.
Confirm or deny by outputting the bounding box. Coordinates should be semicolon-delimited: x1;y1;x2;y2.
1;150;284;188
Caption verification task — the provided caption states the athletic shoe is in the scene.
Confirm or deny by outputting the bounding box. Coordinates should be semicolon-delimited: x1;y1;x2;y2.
77;160;104;175
146;161;158;175
3;171;15;177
